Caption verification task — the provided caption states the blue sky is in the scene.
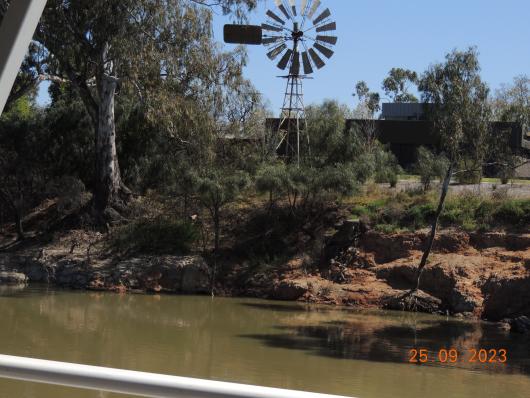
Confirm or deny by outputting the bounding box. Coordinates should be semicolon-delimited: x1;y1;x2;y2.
214;0;530;111
38;0;530;111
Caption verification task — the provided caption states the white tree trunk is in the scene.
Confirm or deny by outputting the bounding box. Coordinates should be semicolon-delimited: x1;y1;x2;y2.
94;73;122;212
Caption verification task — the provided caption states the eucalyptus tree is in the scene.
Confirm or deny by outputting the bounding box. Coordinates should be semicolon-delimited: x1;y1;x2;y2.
414;47;491;290
353;81;380;118
32;0;257;220
492;75;530;125
382;68;418;103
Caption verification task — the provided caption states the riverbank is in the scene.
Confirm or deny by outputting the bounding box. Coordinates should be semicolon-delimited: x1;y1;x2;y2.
1;225;529;323
0;184;529;329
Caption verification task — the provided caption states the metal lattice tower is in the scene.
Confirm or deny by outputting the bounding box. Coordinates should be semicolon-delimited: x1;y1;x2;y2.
277;47;308;164
223;0;337;165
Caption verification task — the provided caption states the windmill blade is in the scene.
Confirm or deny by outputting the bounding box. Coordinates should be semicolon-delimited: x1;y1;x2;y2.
313;42;334;59
262;36;284;45
266;10;285;25
308;48;325;69
316;35;337;45
277;49;293;70
307;0;321;19
289;0;297;16
267;43;287;60
276;1;291;20
316;21;336;32
290;51;300;75
302;51;313;74
262;23;283;32
313;8;331;25
301;0;308;16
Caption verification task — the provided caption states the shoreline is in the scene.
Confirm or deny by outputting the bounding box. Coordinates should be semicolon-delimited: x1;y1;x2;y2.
1;227;529;330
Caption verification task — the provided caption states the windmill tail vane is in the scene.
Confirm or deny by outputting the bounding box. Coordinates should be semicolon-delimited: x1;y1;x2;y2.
223;0;337;165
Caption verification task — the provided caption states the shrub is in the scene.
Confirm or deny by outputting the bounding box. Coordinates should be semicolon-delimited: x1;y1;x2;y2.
374;148;402;187
414;147;450;191
403;202;436;228
110;219;198;255
455;157;483;184
351;187;529;232
492;200;530;228
255;162;287;207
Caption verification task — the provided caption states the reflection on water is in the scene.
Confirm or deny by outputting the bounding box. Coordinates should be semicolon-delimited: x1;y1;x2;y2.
0;285;529;398
242;303;530;375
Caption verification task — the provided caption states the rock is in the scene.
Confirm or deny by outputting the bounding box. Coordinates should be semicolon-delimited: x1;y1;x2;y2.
0;271;28;285
450;287;483;314
360;232;419;263
118;255;211;294
322;220;363;264
469;232;530;251
55;260;90;288
482;274;530;321
376;261;482;315
384;290;443;314
497;320;512;331
21;256;52;282
509;316;530;334
0;253;51;282
435;232;470;253
271;280;308;301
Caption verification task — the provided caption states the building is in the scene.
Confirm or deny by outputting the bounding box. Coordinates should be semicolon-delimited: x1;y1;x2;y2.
381;103;427;121
266;102;530;177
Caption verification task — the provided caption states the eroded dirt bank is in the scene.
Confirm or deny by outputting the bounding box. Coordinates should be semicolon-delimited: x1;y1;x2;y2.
1;226;529;325
224;226;530;323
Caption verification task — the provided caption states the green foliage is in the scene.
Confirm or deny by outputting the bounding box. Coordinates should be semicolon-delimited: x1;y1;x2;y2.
492;200;530;227
0;107;49;236
352;189;530;232
374;147;402;187
419;47;491;167
43;84;94;184
351;152;377;184
255;162;288;207
454;157;483;184
196;168;250;252
382;68;419;103
353;81;380;118
110;219;198;255
492;75;530;126
315;164;358;197
197;170;250;211
414;146;450;191
305;100;355;166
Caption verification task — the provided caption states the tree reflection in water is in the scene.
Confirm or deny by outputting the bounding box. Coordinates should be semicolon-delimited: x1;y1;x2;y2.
240;302;530;376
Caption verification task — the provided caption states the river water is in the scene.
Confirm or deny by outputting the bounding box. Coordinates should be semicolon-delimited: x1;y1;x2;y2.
0;286;529;398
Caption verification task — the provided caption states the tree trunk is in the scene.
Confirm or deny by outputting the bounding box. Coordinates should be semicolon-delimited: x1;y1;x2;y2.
0;190;24;240
93;73;124;213
14;209;25;241
213;207;220;255
414;163;454;290
211;206;221;297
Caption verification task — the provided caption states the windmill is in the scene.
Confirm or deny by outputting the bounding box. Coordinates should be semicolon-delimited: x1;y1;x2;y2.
224;0;337;165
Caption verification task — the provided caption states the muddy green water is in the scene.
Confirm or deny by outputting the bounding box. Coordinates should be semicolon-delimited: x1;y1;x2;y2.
0;286;530;398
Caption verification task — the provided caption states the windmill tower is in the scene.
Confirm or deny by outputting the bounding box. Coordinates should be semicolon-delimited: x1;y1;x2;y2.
224;0;338;165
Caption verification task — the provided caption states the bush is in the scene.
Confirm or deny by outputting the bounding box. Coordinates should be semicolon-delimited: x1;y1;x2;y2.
350;187;529;232
403;202;437;228
492;200;530;228
414;147;450;191
455;157;483;184
255;163;287;207
110;219;198;255
374;148;402;187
